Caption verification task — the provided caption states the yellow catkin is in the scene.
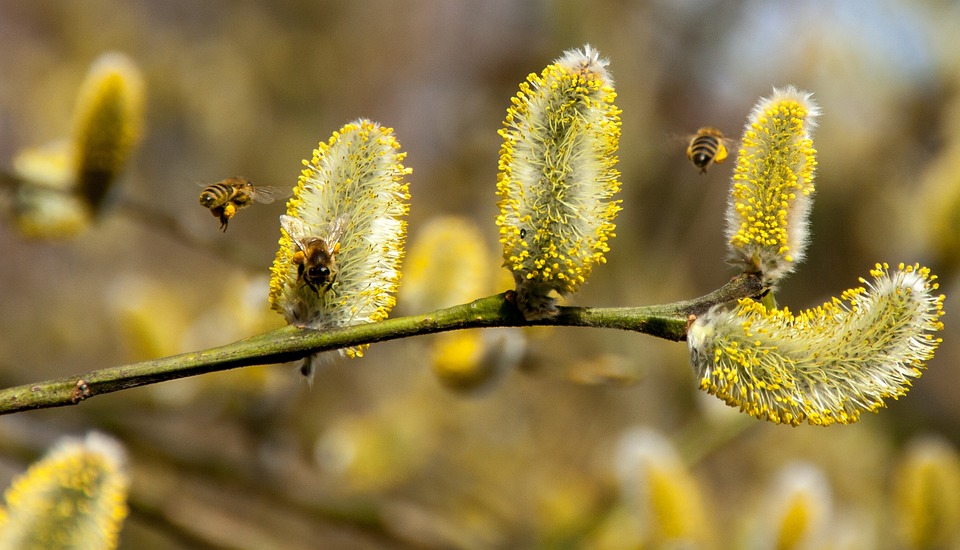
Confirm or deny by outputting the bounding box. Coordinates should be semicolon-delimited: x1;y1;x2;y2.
688;263;944;426
496;44;622;319
400;216;490;313
750;463;832;550
725;86;818;286
72;52;145;213
0;433;129;550
269;119;411;377
11;53;144;238
893;437;960;548
615;428;711;546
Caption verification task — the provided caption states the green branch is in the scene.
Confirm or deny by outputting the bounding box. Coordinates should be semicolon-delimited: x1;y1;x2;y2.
0;274;762;416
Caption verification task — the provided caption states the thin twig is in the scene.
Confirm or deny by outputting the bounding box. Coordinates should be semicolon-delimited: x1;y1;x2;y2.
113;196;267;271
0;273;762;416
0;170;268;270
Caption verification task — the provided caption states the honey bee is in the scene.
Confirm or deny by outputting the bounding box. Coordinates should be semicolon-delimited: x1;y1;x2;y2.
685;127;733;174
280;213;350;294
199;177;284;231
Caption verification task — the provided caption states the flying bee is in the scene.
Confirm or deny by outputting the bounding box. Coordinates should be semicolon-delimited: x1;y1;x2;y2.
280;213;350;294
199;177;284;231
685;127;734;174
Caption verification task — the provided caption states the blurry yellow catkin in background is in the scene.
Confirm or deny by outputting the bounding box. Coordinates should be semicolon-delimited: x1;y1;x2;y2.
893;436;960;549
402;216;525;393
401;216;490;313
72;52;145;214
749;462;834;550
10;140;87;237
605;428;712;548
11;52;144;238
0;433;130;550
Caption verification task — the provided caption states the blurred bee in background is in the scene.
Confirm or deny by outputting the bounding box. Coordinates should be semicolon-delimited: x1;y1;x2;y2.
199;177;284;231
280;213;350;294
685;127;733;174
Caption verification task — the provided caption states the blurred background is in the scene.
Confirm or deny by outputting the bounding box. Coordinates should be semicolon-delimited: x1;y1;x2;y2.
1;0;959;548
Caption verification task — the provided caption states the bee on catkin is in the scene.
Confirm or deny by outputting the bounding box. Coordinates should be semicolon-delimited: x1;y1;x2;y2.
280;213;349;294
268;118;411;382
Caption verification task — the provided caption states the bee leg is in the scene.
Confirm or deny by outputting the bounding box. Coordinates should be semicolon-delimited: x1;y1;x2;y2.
295;261;308;290
208;206;228;231
219;203;238;232
315;283;329;296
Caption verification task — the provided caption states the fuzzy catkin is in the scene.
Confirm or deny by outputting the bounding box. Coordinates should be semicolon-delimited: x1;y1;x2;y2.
0;433;129;550
725;86;819;286
269;119;411;375
688;263;944;426
496;44;622;319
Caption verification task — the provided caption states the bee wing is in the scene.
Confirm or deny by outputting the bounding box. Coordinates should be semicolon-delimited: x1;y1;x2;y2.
324;213;351;248
666;132;693;147
280;215;313;251
250;185;290;204
668;132;705;160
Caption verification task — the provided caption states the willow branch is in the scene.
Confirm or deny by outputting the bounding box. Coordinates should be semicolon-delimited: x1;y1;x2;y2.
0;273;762;416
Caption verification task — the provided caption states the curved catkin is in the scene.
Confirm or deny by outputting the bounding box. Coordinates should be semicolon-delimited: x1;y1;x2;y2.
496;44;622;319
687;263;944;426
726;86;819;286
269;119;411;370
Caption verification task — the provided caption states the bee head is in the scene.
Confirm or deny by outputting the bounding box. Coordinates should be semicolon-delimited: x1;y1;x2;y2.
308;265;331;284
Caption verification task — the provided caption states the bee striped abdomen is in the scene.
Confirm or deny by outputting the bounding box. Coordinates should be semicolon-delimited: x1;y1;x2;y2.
198;182;237;209
686;127;729;174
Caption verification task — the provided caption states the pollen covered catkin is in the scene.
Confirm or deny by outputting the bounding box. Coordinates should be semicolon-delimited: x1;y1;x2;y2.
269;119;411;377
725;86;819;286
0;433;130;550
688;263;944;426
496;45;622;319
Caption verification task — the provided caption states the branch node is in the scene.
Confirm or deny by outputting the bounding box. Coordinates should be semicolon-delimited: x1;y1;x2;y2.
71;379;92;403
